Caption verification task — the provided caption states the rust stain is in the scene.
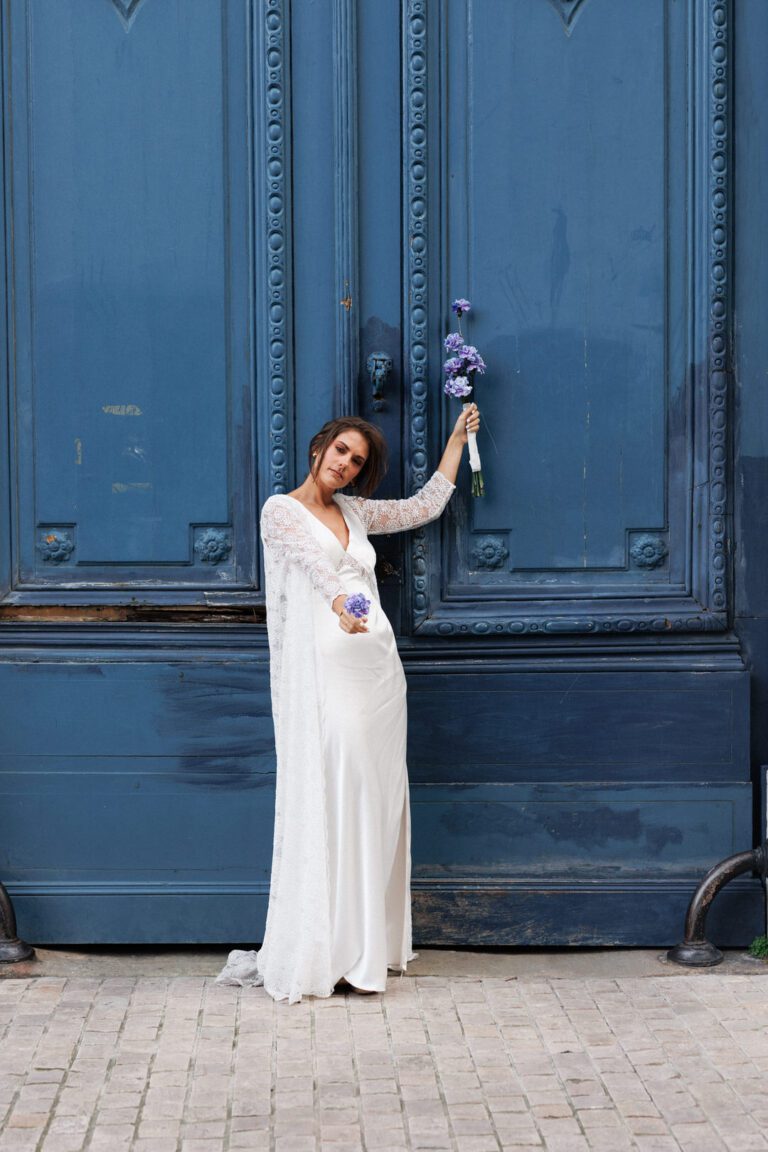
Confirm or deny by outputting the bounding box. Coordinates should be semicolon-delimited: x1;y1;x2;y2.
0;604;267;624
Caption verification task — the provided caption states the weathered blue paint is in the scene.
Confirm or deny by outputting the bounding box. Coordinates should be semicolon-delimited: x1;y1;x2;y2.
3;0;257;602
0;0;765;949
0;624;759;945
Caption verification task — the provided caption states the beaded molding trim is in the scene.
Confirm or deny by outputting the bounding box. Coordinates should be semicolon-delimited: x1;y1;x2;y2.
262;0;292;494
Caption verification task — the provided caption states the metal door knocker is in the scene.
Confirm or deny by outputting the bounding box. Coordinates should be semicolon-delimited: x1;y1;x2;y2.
367;352;392;412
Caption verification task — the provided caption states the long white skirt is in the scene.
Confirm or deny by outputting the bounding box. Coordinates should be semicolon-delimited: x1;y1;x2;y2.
315;559;416;990
217;555;418;997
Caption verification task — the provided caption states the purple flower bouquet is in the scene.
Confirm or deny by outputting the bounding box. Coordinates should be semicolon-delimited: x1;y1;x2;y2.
343;593;371;619
444;299;486;497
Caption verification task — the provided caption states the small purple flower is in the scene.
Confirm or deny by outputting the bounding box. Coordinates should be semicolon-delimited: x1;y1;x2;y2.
451;298;472;316
343;593;371;618
444;332;464;353
443;356;464;376
461;345;487;374
444;375;473;399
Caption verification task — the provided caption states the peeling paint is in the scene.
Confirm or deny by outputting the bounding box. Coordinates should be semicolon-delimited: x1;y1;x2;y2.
102;404;142;416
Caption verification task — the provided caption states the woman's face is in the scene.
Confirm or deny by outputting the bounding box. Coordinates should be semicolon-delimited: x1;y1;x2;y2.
316;428;369;489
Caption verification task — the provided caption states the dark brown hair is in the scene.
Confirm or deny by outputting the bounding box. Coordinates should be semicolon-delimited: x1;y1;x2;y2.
308;416;388;498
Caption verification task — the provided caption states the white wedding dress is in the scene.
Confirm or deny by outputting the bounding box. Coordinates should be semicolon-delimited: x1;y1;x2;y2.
216;469;456;1003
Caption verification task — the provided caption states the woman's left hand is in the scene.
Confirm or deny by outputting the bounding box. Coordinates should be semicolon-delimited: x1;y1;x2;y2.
451;401;480;446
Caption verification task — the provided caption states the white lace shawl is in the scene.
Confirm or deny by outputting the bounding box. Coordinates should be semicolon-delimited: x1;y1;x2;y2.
216;469;456;1002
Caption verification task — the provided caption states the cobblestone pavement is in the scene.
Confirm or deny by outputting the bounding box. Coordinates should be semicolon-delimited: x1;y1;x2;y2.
1;970;768;1152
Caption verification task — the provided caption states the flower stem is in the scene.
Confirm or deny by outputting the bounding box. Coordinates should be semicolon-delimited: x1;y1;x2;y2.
471;470;485;497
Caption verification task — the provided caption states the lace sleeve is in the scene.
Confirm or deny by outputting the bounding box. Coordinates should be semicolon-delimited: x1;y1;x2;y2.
261;498;346;609
343;469;456;535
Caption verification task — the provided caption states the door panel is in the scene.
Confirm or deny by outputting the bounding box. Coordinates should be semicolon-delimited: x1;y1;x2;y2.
406;0;729;635
4;0;256;603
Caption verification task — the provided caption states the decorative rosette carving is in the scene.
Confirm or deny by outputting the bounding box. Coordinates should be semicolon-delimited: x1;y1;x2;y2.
630;535;668;569
194;529;232;565
470;536;509;570
37;530;75;564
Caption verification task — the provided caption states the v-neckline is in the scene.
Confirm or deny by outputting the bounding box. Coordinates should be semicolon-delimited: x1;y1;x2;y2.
284;494;351;553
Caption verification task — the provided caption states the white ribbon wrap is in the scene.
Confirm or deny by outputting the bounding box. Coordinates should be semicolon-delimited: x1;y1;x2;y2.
462;401;482;473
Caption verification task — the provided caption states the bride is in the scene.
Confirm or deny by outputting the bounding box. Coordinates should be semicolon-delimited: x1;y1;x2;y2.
216;403;480;1003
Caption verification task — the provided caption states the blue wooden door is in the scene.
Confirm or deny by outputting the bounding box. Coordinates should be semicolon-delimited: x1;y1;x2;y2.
354;0;754;940
0;0;761;945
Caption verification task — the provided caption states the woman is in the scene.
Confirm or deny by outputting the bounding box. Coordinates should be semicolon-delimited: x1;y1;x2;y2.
216;403;480;1003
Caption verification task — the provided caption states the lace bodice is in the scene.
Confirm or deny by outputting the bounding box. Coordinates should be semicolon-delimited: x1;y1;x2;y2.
260;498;347;609
260;469;456;609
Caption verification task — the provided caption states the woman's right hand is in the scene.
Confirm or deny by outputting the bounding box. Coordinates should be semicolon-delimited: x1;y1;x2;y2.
332;594;369;633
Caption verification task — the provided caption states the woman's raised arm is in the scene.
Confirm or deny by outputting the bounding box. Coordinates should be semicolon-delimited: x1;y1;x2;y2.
342;402;479;534
342;469;456;535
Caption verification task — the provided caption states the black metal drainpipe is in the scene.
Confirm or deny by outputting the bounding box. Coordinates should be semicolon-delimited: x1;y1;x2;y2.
0;881;34;963
667;845;766;967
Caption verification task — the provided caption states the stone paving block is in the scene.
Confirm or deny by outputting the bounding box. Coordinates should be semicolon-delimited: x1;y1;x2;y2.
487;1095;528;1115
5;1111;48;1129
530;1101;574;1119
634;1138;687;1152
616;1097;661;1117
498;1145;543;1152
0;1134;45;1151
497;1137;543;1150
626;1115;672;1135
227;1135;269;1150
579;1134;634;1152
360;1092;402;1115
719;1138;768;1152
364;1136;408;1151
494;1115;543;1141
95;1106;139;1125
321;1106;359;1125
37;1136;86;1152
359;1077;398;1095
87;1126;134;1147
